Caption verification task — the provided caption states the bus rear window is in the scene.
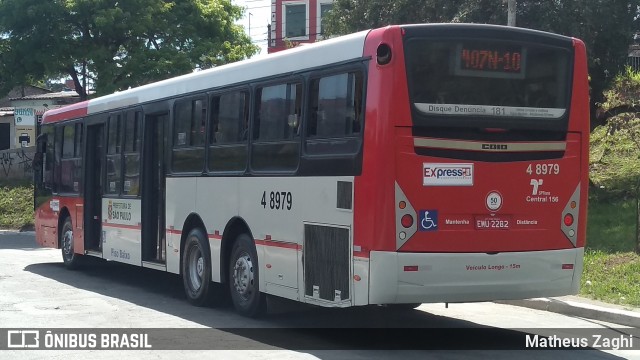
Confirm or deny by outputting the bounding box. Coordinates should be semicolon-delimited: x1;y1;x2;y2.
405;39;571;119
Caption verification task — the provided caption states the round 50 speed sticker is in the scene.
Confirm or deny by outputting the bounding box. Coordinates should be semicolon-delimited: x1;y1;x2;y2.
486;191;503;212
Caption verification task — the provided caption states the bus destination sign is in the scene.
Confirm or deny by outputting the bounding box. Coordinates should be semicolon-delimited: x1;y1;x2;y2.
455;43;525;79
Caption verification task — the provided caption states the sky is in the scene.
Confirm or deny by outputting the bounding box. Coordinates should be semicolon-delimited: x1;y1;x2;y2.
233;0;272;56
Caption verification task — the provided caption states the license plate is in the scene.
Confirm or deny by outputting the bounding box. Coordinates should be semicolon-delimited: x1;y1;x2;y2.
475;216;510;230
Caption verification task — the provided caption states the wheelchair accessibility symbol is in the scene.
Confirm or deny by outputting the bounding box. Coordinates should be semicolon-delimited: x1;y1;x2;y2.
418;210;438;231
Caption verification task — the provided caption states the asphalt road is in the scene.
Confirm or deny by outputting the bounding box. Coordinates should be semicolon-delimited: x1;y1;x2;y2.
0;231;638;359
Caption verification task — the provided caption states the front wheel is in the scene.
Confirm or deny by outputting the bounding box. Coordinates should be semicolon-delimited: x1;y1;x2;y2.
60;217;82;269
229;234;266;317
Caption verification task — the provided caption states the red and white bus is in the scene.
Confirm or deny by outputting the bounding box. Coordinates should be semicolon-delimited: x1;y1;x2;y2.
34;23;589;317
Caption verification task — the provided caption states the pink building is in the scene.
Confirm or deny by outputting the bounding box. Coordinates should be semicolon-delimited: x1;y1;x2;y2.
268;0;333;54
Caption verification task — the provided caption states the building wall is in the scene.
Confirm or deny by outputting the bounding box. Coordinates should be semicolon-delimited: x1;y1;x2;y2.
0;147;36;181
269;0;333;53
11;99;71;148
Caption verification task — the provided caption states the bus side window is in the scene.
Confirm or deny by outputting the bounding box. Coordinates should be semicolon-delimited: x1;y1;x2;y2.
251;82;301;171
208;91;248;172
306;71;363;155
42;126;55;190
172;97;206;173
105;114;122;195
123;111;142;195
58;122;82;194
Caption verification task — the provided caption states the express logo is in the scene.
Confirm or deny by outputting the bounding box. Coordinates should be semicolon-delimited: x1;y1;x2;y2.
423;163;474;186
424;167;472;178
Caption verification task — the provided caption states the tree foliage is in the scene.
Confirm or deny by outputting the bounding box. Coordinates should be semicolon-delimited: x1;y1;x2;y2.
324;0;640;127
0;0;258;99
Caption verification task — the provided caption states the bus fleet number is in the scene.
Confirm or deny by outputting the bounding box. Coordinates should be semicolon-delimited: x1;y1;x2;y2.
526;163;560;175
261;191;293;210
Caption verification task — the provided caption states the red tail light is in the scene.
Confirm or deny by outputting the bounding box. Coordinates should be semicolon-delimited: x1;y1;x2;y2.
401;214;414;228
563;214;574;226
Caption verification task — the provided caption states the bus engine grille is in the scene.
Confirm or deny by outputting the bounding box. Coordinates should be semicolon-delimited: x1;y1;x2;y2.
304;224;350;302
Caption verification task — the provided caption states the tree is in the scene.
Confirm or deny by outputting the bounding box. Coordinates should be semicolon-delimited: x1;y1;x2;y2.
0;0;258;100
324;0;640;128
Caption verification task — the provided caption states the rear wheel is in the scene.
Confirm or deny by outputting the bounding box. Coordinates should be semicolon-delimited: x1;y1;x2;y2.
182;228;216;306
387;303;422;310
229;234;266;317
60;217;82;269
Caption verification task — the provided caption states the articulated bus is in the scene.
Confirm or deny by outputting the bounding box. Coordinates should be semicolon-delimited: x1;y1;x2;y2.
34;24;589;317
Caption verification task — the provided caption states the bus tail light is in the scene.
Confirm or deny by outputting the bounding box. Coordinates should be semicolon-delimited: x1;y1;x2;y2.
395;182;417;250
560;184;581;246
401;214;414;228
563;214;574;226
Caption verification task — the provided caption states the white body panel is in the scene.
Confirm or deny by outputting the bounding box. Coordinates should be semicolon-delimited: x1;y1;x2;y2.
166;176;355;304
101;198;142;266
369;248;584;304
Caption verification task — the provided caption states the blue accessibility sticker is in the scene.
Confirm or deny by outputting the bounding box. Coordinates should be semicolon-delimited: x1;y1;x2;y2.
418;210;438;231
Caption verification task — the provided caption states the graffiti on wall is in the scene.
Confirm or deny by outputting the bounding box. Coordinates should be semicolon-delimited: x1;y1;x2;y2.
0;148;35;180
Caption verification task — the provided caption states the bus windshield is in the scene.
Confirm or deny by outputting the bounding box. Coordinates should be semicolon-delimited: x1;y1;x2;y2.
405;39;571;119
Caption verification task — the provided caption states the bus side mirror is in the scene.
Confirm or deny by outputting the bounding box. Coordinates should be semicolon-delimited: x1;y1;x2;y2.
33;133;47;180
32;152;43;168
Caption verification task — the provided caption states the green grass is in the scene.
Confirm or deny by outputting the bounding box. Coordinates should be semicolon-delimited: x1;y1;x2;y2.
0;181;34;230
582;198;640;307
586;119;640;308
581;250;640;307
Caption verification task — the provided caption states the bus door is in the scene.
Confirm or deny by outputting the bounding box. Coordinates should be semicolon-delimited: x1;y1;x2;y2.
84;123;105;253
142;113;168;264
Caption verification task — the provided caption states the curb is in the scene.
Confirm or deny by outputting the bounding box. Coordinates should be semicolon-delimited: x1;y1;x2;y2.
498;298;640;328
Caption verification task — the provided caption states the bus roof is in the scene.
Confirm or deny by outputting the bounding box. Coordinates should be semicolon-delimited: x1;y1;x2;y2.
42;29;371;124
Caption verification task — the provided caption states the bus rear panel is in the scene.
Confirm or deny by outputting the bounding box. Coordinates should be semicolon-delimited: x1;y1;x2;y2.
359;25;588;304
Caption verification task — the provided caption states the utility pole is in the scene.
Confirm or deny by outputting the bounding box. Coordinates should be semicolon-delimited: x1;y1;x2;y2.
507;0;516;27
249;12;253;37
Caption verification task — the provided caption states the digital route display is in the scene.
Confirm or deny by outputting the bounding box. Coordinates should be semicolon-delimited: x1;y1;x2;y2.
455;43;526;79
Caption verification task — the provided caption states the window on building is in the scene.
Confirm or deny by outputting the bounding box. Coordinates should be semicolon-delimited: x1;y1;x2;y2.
319;3;333;36
285;3;307;38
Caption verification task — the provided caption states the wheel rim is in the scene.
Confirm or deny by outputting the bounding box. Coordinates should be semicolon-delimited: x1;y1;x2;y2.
232;251;254;301
187;244;204;292
62;228;73;257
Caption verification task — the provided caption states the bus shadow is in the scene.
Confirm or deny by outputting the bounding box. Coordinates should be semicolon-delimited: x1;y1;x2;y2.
0;232;48;251
23;261;629;358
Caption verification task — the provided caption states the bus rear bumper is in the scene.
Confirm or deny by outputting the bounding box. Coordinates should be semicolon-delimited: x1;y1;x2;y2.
368;248;584;305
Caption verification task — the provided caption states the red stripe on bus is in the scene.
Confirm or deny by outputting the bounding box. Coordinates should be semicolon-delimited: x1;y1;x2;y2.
254;239;301;250
208;233;222;240
102;222;141;230
42;101;89;124
166;229;182;235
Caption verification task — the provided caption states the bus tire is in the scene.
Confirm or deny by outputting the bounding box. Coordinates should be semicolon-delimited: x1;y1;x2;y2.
229;234;266;317
60;217;82;269
182;228;215;306
388;303;421;310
